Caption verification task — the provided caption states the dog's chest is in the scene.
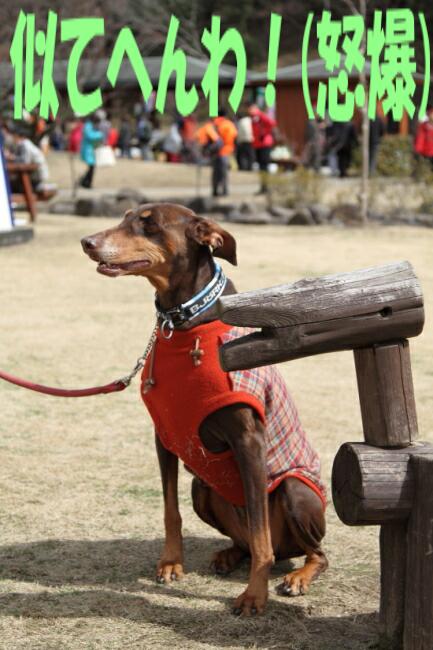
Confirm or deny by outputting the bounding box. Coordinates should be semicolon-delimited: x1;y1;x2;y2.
140;322;235;447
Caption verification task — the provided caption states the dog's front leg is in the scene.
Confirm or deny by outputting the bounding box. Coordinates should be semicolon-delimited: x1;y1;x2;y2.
155;433;184;583
229;411;274;616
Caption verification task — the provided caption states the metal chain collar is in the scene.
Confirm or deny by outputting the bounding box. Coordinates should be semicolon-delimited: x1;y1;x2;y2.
117;324;158;387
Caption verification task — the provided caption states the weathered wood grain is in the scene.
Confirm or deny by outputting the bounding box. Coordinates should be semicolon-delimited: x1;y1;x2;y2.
354;341;418;447
332;442;433;525
379;523;407;649
404;455;433;650
218;261;424;371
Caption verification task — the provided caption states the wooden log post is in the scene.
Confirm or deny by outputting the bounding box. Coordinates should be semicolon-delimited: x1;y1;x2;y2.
332;443;433;526
380;524;407;649
352;335;419;647
354;341;418;447
217;260;427;650
404;455;433;650
332;443;433;649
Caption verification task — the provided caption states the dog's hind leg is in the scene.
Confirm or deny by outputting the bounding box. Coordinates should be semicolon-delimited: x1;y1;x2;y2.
274;477;328;596
191;478;249;575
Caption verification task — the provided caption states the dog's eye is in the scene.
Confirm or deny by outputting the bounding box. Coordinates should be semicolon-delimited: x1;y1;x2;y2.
138;217;159;235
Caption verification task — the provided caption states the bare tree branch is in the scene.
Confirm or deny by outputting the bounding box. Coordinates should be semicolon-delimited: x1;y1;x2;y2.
342;0;361;17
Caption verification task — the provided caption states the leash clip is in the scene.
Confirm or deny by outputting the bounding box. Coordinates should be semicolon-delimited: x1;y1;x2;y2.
117;355;146;387
116;325;158;387
160;319;174;340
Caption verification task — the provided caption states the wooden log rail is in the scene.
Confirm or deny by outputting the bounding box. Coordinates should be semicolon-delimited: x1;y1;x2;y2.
332;442;433;525
217;261;424;371
217;260;431;650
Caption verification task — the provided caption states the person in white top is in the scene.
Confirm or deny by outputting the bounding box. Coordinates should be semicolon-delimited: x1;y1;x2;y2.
236;113;254;171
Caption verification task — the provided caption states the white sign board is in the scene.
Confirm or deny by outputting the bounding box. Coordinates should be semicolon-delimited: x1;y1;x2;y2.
0;145;14;232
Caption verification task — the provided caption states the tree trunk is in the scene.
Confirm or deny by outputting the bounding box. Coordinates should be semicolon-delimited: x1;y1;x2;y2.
359;0;369;224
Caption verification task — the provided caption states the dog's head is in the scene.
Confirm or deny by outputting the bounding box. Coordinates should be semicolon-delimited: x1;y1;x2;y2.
81;203;237;287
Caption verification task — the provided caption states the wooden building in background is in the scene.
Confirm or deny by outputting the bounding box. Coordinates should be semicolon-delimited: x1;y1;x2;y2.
250;59;427;155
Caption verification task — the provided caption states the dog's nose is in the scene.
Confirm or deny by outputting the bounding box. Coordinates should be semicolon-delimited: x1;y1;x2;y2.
81;236;98;252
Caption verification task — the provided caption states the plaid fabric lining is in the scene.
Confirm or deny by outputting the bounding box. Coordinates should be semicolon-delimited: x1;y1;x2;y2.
221;327;326;502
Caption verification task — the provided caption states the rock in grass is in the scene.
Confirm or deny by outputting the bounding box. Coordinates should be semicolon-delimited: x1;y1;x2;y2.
414;213;433;228
310;203;332;224
0;226;34;246
226;209;273;224
287;207;315;225
418;201;433;215
187;196;216;214
268;205;297;223
49;199;77;215
330;204;362;225
239;201;259;215
75;198;98;217
116;188;148;203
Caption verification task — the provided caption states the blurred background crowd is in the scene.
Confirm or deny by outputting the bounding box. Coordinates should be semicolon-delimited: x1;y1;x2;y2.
3;98;433;199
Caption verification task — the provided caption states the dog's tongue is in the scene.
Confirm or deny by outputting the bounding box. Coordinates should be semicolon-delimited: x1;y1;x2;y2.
97;262;122;277
97;260;151;277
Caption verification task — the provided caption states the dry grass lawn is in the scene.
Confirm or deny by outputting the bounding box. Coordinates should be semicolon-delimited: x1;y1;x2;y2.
48;152;258;197
1;201;433;649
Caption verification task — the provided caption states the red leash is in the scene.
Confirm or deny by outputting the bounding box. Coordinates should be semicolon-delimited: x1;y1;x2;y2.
0;369;127;397
0;327;157;398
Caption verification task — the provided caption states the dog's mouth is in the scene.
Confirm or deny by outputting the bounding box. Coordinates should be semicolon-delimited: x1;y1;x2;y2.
97;259;152;277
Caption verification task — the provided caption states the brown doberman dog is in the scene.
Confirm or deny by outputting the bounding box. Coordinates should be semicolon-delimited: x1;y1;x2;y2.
81;203;327;616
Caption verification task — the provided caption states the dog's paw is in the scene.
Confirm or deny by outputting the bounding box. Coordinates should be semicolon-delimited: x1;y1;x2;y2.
156;560;184;584
211;545;246;576
232;588;268;616
278;569;310;597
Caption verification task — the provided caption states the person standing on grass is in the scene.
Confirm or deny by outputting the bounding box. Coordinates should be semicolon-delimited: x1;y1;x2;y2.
179;113;198;162
79;114;103;189
211;109;237;196
68;118;83;155
327;120;358;178
414;105;433;167
369;114;385;174
118;117;132;158
304;114;326;172
137;113;153;161
163;121;183;163
197;109;238;197
236;112;254;171
248;103;276;194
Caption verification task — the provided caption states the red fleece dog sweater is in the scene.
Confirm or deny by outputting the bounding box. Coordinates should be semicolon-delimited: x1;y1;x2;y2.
141;320;326;508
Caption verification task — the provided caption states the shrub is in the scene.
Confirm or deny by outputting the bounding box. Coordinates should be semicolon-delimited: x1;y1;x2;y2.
376;135;415;177
268;167;325;208
352;135;433;181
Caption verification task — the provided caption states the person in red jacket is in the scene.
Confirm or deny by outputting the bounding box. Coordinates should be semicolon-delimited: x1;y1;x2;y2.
414;105;433;164
248;103;276;194
67;119;83;154
107;126;119;149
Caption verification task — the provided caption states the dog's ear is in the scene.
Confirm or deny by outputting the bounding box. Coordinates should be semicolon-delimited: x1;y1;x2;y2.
186;218;237;266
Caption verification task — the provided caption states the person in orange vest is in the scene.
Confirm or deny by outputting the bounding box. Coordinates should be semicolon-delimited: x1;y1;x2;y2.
196;109;237;196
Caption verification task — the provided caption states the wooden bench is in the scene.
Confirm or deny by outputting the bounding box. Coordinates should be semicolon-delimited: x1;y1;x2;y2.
7;162;39;223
